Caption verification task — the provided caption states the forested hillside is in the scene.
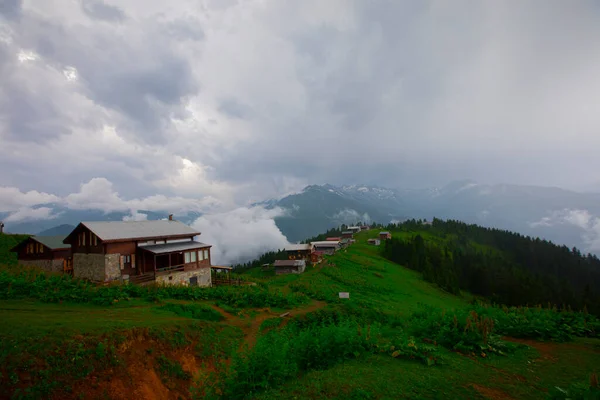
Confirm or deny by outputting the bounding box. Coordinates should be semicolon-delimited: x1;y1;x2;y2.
382;219;600;315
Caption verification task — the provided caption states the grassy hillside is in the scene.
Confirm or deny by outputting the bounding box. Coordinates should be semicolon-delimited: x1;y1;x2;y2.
1;228;599;399
0;233;29;266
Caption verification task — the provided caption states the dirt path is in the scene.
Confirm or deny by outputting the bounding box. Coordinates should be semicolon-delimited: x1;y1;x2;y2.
209;300;327;349
502;337;558;362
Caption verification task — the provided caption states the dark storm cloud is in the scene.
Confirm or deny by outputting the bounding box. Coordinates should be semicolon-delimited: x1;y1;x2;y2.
0;0;21;20
1;8;199;145
1;0;600;206
80;0;126;22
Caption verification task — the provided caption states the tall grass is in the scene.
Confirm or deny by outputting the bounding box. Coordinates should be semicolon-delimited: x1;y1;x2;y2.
0;266;309;308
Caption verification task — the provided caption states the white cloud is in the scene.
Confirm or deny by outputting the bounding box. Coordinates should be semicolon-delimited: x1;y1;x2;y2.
529;209;600;252
332;209;372;225
122;210;149;221
191;206;290;265
62;177;222;214
0;187;60;212
5;207;61;223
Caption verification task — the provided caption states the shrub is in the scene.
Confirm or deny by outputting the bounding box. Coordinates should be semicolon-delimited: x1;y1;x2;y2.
156;303;224;322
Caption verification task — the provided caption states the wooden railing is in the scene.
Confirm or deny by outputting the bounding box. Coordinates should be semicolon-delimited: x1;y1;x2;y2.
156;264;185;275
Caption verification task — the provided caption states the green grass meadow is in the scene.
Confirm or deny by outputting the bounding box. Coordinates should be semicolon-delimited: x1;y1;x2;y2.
0;230;599;399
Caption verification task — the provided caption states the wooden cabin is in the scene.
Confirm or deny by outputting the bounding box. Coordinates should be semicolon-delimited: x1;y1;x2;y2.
348;226;361;234
341;231;354;239
311;241;340;255
274;260;306;275
379;231;392;240
368;238;381;246
10;235;72;274
285;243;313;261
63;219;212;286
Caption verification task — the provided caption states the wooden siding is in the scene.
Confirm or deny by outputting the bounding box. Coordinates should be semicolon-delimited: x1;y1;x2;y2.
14;238;71;261
69;225;104;254
105;241;136;255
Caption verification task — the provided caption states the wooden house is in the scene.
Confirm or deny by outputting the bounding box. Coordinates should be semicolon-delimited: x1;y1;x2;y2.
63;219;212;286
285;243;313;261
310;251;324;264
274;260;306;275
367;238;381;246
360;225;370;231
348;226;361;234
10;235;72;274
379;231;392;240
311;241;340;255
341;231;354;239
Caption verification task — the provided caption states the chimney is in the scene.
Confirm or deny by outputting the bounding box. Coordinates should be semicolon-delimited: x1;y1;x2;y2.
168;214;173;221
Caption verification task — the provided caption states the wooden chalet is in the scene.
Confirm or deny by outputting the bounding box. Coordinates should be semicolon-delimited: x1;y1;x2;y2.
368;238;381;246
63;218;213;286
274;259;306;275
285;243;313;261
311;240;340;255
379;231;392;240
341;231;354;239
347;226;361;234
10;235;72;274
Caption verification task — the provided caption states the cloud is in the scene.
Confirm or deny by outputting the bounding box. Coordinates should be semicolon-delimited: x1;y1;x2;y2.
80;0;126;22
529;209;600;252
1;0;600;211
4;207;60;222
191;206;290;265
0;187;60;212
62;177;223;214
122;210;148;221
332;209;372;225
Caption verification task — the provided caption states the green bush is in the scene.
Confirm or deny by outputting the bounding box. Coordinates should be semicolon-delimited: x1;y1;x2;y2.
156;303;224;322
207;315;382;399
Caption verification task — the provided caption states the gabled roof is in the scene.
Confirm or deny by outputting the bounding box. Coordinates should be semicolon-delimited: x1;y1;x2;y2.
66;220;200;243
34;235;71;250
139;241;211;255
285;244;312;251
10;235;70;252
274;260;306;267
311;241;340;247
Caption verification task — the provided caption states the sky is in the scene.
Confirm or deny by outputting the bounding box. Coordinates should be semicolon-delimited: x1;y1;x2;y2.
1;1;600;261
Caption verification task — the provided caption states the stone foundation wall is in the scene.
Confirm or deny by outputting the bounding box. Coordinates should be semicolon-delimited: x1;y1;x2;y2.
73;253;107;282
156;267;211;287
105;254;122;282
20;259;64;273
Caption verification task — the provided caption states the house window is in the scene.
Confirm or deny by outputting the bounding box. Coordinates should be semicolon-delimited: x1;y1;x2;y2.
199;250;204;261
184;252;191;263
190;251;197;262
203;250;209;260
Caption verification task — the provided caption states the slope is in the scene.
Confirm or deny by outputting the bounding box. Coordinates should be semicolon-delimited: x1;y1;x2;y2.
1;226;599;399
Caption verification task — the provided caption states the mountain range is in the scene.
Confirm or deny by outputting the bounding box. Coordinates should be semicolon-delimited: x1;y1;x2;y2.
3;180;600;255
264;180;600;254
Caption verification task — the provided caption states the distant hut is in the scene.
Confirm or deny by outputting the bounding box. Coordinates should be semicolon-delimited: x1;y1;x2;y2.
274;260;306;275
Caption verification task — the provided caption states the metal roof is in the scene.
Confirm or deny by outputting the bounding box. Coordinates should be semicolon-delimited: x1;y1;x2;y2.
285;244;312;251
139;240;210;255
380;231;390;234
311;241;339;247
81;220;200;242
33;235;71;250
342;231;353;234
274;260;306;267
